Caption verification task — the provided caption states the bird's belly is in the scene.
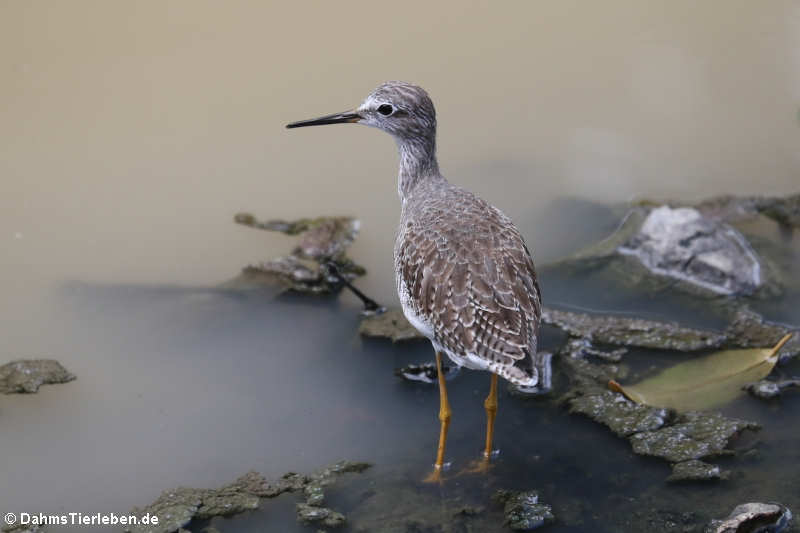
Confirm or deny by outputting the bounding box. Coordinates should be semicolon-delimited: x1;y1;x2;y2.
397;279;435;340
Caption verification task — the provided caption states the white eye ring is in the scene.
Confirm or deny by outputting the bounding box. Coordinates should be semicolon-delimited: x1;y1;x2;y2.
377;104;394;116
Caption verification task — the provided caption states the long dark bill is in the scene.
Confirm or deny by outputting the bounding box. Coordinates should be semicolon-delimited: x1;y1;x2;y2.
286;111;361;129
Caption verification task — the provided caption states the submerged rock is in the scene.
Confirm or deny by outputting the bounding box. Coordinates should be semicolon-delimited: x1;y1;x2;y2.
546;192;800;298
311;460;372;481
667;459;728;482
348;476;497;532
692;193;800;230
617;508;701;533
706;502;792;533
618;206;762;296
296;503;346;528
226;214;366;294
494;490;555;531
755;193;800;229
0;360;76;394
744;379;800;399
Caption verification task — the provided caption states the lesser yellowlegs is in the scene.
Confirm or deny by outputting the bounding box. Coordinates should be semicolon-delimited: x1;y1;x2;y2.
287;82;542;480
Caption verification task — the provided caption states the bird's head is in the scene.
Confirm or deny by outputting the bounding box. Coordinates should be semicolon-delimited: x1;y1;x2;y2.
286;81;436;142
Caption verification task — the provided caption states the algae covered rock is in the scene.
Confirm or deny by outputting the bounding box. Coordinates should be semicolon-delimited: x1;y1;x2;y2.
359;308;425;342
724;308;800;363
125;462;371;533
558;355;626;391
227;470;283;498
628;411;759;463
542;307;725;352
260;472;311;498
226;214;366;293
667;460;728;482
564;350;758;481
0;359;76;394
567;390;669;437
125;472;265;533
494;490;555;531
292;461;372;529
706;502;792;533
233;214;359;260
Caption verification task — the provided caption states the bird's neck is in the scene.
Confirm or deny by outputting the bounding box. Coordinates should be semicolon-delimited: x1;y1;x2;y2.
396;135;441;201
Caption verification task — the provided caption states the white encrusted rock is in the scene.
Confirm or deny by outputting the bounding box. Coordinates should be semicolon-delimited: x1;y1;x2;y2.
619;206;762;295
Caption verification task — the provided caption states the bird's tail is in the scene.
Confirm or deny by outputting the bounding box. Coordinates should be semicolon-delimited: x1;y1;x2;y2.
507;351;553;393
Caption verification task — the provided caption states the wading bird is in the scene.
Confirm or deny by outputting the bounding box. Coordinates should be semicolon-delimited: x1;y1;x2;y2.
287;82;542;481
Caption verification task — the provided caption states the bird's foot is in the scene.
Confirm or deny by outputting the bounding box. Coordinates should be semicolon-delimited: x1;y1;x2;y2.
422;461;452;484
458;449;499;476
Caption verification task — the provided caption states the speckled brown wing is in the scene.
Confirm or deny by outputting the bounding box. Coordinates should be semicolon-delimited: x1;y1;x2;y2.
395;185;541;385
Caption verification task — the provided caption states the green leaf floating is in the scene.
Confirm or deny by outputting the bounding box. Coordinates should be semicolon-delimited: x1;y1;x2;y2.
609;333;793;412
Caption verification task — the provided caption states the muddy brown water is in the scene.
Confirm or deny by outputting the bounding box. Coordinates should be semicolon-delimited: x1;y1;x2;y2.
2;2;800;531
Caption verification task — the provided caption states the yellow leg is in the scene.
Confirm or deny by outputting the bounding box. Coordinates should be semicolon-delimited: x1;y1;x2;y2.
456;373;499;476
424;352;451;482
483;373;498;457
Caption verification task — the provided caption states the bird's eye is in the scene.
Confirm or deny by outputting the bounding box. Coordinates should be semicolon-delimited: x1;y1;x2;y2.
377;104;394;116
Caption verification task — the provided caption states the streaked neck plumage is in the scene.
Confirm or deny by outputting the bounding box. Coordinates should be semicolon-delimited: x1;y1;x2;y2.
396;132;442;202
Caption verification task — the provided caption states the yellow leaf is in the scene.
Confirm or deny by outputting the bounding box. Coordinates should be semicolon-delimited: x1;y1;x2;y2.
609;334;793;412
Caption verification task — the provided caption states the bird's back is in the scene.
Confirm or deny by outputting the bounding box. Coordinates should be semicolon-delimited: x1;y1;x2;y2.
394;179;542;386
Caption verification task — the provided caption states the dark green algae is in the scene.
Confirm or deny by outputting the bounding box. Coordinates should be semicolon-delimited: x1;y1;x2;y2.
0;359;76;394
124;461;372;533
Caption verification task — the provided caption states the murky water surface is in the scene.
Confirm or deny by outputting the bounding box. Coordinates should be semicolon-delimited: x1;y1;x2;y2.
2;2;799;531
